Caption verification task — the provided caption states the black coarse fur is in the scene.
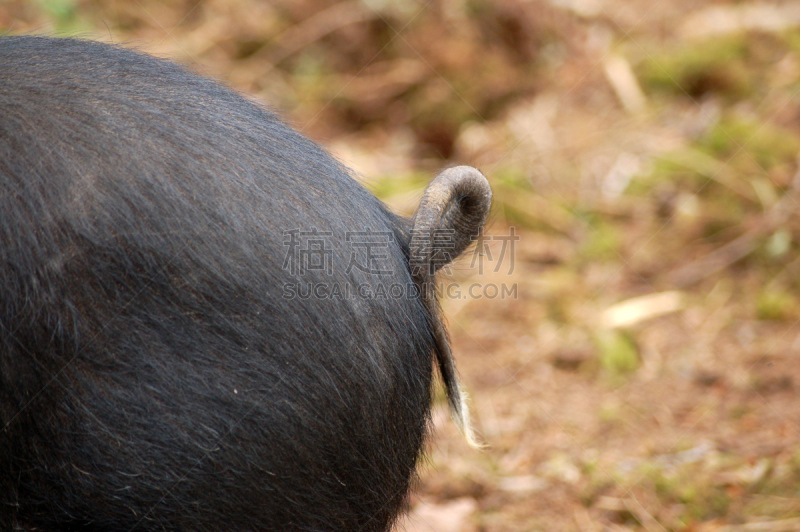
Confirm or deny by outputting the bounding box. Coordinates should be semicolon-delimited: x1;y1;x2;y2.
0;36;447;532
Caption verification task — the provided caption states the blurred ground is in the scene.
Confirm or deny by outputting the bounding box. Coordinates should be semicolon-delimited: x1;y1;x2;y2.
4;0;800;530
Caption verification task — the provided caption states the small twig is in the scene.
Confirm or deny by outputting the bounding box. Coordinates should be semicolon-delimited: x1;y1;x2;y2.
493;186;576;235
666;183;799;287
248;2;379;77
666;225;763;287
663;149;759;203
715;518;800;532
595;497;666;532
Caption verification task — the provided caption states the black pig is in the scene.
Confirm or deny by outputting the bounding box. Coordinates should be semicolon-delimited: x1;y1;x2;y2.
0;36;491;531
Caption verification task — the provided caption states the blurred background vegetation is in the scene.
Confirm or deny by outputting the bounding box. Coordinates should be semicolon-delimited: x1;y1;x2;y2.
4;0;800;530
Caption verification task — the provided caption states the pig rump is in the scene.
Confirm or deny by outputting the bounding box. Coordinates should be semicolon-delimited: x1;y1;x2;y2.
0;36;490;532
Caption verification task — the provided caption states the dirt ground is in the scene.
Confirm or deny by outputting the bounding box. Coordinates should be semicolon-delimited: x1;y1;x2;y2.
4;0;800;530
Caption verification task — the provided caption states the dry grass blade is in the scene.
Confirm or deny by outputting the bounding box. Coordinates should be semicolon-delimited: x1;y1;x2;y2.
493;185;576;234
661;149;758;203
246;1;378;76
603;54;646;114
601;291;685;328
665;227;760;287
714;518;800;532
